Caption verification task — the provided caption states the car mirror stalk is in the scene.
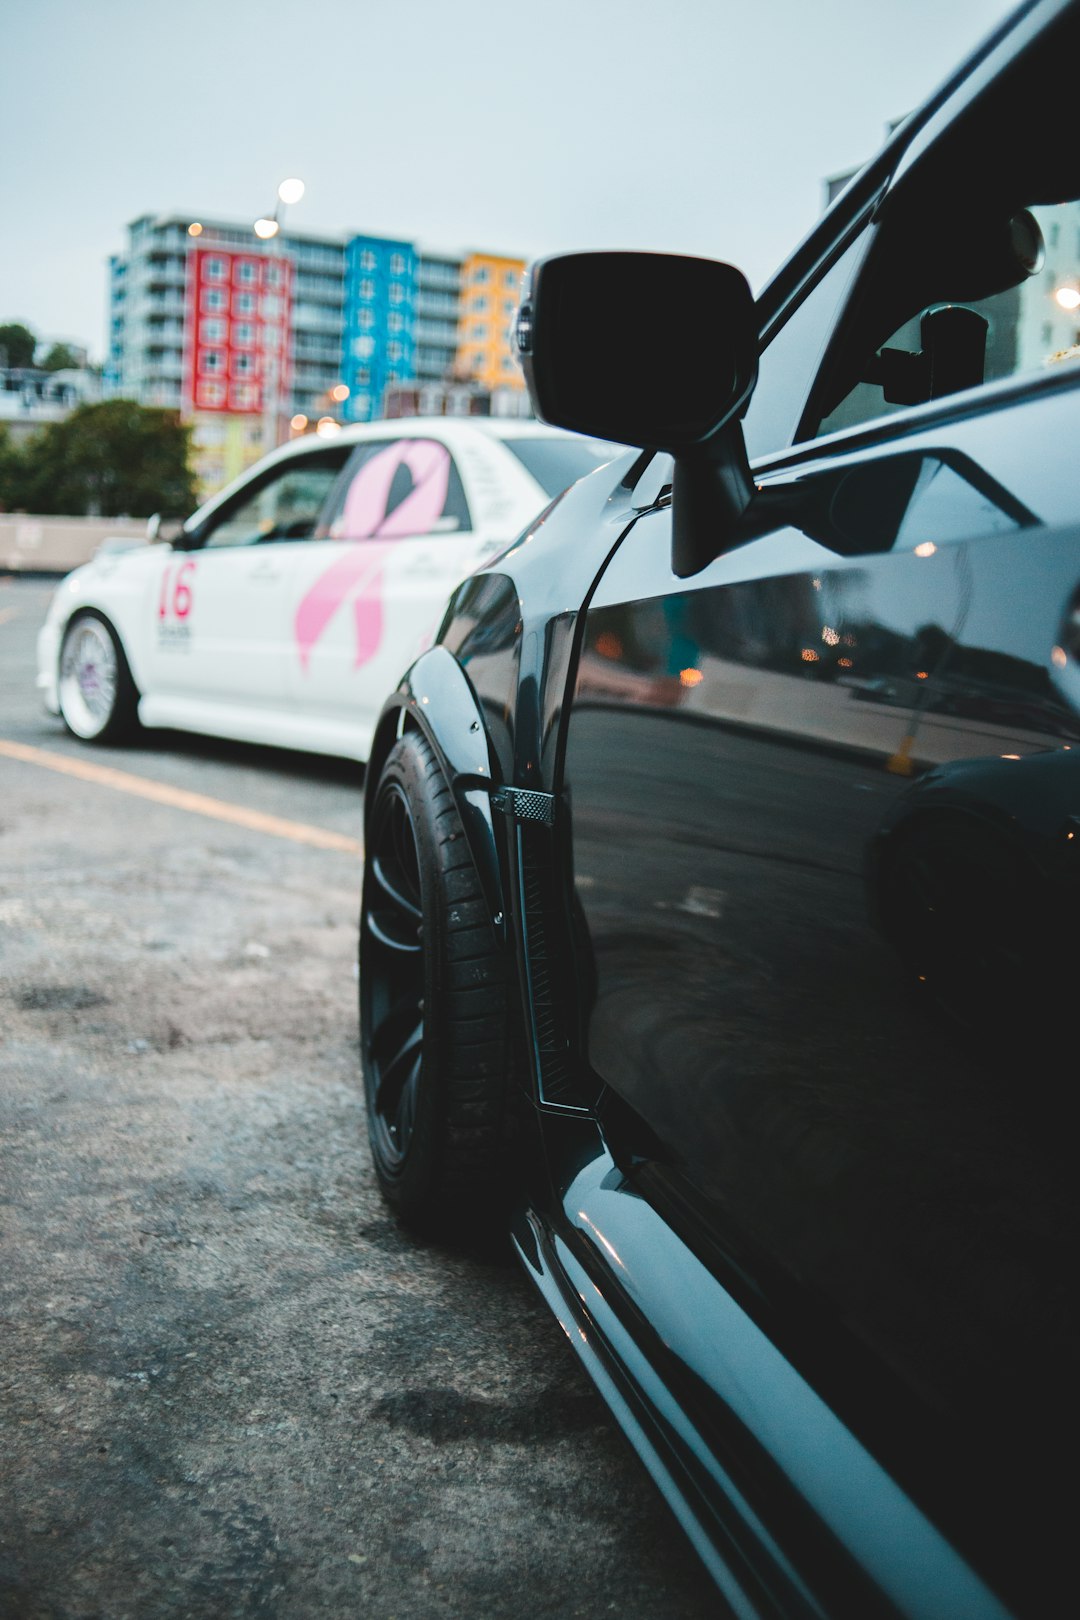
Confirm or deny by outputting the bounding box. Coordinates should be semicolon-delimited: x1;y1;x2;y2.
671;421;757;578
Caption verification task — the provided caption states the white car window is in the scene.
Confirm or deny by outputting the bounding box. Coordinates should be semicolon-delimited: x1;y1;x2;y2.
200;451;347;550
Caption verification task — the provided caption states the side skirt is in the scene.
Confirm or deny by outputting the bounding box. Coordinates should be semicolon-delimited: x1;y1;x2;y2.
512;1136;1010;1620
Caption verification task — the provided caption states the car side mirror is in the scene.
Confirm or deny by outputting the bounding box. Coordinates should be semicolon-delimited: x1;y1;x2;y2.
515;251;760;575
146;512;187;545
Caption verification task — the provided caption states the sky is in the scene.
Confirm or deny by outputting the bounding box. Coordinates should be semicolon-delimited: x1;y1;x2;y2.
0;0;1021;361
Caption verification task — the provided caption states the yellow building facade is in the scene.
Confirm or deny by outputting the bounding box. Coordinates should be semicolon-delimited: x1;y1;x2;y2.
455;253;527;393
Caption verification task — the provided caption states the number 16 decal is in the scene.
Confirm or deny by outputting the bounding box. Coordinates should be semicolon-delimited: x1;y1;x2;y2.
158;559;196;620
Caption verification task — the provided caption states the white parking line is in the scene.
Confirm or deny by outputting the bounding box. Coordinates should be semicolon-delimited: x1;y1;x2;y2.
0;738;364;855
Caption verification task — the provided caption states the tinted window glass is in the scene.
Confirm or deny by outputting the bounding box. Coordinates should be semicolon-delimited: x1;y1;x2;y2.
200;450;346;549
809;11;1080;439
502;435;619;498
317;438;471;539
742;230;871;460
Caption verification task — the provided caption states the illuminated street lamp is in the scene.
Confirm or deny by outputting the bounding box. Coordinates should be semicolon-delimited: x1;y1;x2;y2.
255;177;305;451
1055;284;1080;311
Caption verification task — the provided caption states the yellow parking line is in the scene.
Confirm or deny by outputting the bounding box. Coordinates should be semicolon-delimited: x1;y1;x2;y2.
0;738;363;855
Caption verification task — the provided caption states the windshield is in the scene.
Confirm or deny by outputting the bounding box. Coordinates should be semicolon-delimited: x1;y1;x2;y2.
503;435;619;498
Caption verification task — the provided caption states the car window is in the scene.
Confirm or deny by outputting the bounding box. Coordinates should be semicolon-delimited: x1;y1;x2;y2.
500;434;620;498
804;10;1080;441
742;228;873;461
316;438;471;539
199;450;347;550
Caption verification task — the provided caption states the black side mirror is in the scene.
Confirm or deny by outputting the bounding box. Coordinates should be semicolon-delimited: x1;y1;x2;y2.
516;251;760;575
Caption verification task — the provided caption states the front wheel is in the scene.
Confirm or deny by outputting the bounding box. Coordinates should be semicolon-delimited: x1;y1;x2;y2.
359;728;513;1232
57;611;139;743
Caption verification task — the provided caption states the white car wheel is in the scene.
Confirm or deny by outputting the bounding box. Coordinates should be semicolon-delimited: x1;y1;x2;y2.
58;613;138;743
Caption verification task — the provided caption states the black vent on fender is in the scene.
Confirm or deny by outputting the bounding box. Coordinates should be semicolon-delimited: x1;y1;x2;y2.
508;817;587;1110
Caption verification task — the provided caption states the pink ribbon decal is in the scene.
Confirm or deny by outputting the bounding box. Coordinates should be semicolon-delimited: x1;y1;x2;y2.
294;439;451;671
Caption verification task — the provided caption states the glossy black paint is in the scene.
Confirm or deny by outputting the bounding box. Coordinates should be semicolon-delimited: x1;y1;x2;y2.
362;5;1078;1614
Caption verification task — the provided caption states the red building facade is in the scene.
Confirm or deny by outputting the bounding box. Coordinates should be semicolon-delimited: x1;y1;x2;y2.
183;245;293;416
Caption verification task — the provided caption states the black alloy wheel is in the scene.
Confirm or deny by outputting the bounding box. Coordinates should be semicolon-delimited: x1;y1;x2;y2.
359;727;513;1231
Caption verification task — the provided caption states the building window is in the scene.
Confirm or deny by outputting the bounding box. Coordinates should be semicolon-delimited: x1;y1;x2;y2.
388;341;402;361
355;367;370;385
202;288;227;312
235;291;256;315
201;318;226;342
197;381;227;407
230;383;258;409
359;309;375;330
388;312;404;333
236;260;257;284
504;269;518;288
360;250;376;272
234;322;254;347
360;278;375;300
473;267;489;283
504;299;516;317
201;349;225;374
472;294;487;311
354;334;375;358
473;325;487;341
233;353;254;375
266;262;285;287
205;257;227;281
389;283;404;304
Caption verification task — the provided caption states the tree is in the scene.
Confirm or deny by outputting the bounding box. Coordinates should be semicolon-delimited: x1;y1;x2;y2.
0;427;30;511
40;342;83;372
0;322;36;369
5;401;197;518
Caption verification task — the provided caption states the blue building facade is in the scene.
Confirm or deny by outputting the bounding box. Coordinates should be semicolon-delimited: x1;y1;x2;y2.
341;235;418;422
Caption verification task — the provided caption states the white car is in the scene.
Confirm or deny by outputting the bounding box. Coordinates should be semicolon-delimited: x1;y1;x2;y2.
36;418;617;761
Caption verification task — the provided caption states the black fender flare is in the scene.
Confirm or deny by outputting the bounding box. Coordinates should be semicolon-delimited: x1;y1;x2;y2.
365;644;508;942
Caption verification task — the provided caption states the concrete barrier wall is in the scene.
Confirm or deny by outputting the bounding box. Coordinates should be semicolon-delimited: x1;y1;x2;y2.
0;515;150;574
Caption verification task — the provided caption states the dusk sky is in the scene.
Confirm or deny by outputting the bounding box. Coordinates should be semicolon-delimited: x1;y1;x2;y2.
1;0;1018;359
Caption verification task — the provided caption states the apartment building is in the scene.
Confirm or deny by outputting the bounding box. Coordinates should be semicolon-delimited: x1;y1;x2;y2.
107;214;529;490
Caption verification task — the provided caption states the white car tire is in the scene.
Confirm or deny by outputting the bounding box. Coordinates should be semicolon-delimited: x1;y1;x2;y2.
57;611;140;744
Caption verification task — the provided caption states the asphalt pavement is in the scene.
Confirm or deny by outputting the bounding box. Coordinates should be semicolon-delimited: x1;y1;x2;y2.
0;575;717;1620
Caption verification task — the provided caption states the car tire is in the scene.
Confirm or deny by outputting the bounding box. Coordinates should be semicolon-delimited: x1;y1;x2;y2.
57;611;140;744
360;727;512;1232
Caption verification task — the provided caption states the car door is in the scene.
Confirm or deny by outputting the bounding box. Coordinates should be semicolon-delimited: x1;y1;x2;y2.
286;435;474;755
142;446;348;715
560;87;1080;1612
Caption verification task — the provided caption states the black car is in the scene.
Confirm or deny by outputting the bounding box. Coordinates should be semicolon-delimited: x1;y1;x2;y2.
358;2;1077;1612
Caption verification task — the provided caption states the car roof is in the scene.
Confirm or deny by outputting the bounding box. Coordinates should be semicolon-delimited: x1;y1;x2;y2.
294;416;571;451
188;416;577;529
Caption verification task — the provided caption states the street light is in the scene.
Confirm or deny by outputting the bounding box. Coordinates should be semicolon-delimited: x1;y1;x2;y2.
255;177;305;451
